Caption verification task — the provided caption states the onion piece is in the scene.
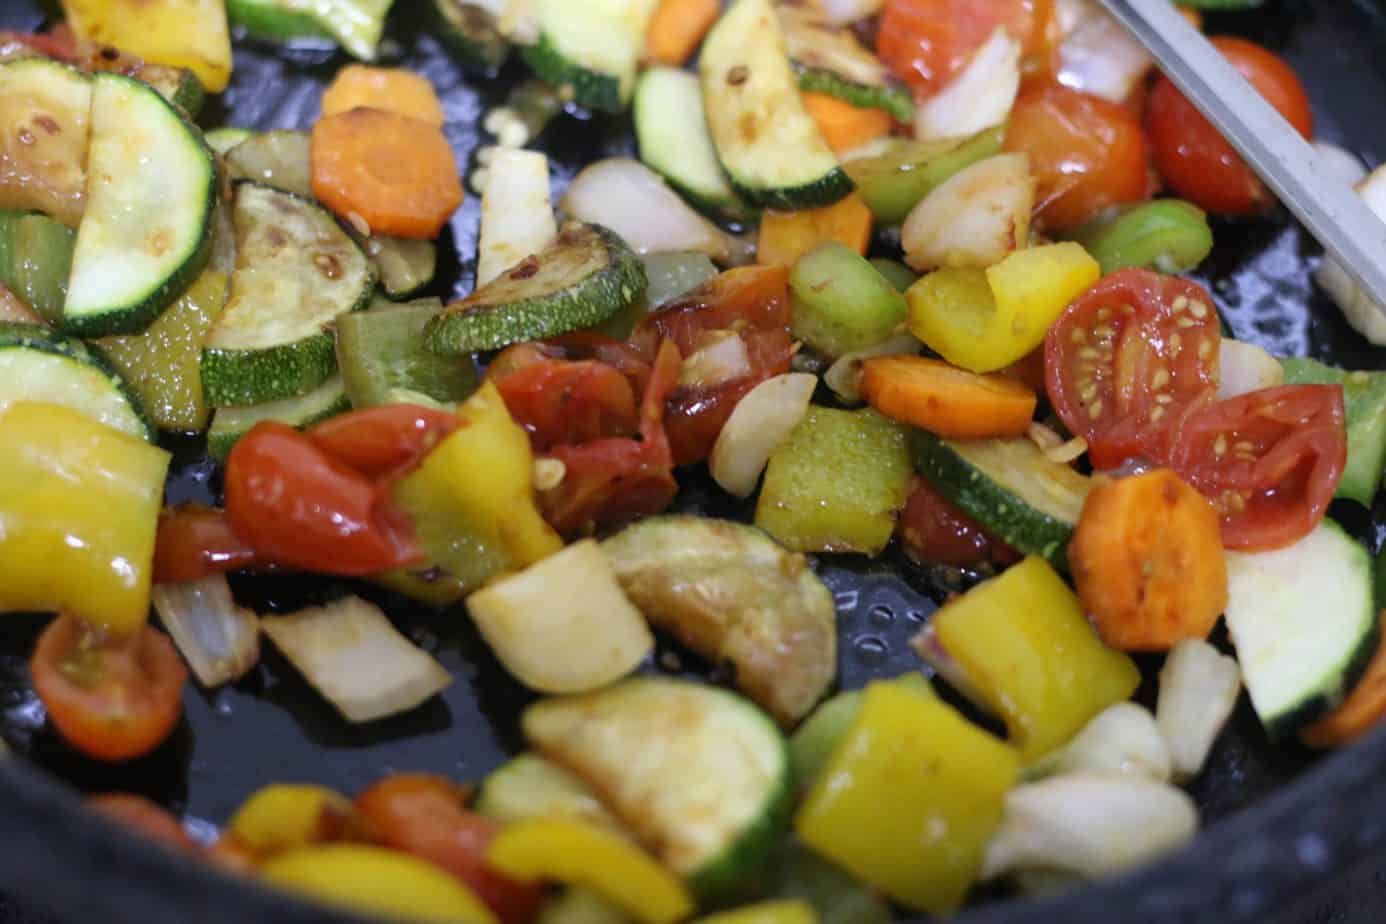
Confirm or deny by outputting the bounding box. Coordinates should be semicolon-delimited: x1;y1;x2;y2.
477;148;556;288
680;332;753;387
710;373;818;498
1028;703;1172;783
1156;639;1242;782
152;575;261;688
902;153;1035;271
814;0;885;26
824;333;921;404
915;28;1021;142
560;158;748;264
1054;0;1152;103
261;597;451;723
1216;338;1283;399
1317;164;1386;345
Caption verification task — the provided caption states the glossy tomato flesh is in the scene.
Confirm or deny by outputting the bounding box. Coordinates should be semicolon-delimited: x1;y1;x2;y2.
308;405;460;479
899;477;1020;567
154;505;260;584
492;358;639;451
878;0;1054;98
88;793;197;852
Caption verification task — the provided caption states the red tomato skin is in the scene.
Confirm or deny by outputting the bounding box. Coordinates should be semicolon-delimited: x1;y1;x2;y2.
878;0;1052;98
899;477;1020;567
308;405;460;479
224;423;423;576
88;794;197;853
492;359;639;451
154;506;259;584
1147;37;1312;216
1045;269;1221;470
1005;82;1152;231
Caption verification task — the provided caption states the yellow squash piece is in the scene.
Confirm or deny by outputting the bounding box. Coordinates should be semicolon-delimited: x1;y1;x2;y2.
795;682;1019;916
487;818;694;924
906;242;1100;373
228;784;357;858
62;0;233;93
695;900;818;924
932;556;1141;763
261;844;498;924
0;403;169;634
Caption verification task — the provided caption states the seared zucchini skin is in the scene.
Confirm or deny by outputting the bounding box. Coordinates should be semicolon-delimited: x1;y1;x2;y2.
730;166;855;214
794;65;914;124
202;334;341;410
520;33;623;114
433;0;510;75
424;224;645;355
207;374;350;461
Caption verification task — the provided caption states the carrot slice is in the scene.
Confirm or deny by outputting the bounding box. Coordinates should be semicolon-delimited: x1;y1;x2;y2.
1301;612;1386;748
321;65;445;127
311;109;464;240
801;91;894;156
646;0;720;67
1069;469;1229;652
757;193;873;268
861;355;1037;438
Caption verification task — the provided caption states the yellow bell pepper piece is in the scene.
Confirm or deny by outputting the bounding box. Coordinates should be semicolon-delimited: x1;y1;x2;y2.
695;900;818;924
0;403;169;635
62;0;233;93
906;242;1100;374
795;682;1018;916
486;818;694;924
261;844;498;924
228;784;357;858
932;556;1141;763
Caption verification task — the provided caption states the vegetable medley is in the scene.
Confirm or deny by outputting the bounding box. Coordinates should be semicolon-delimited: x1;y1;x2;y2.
4;0;1386;921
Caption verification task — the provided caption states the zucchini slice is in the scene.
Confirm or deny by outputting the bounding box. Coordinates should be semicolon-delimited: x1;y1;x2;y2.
224;131;314;198
635;68;753;220
911;431;1091;570
135;63;207;118
425;223;645;355
337;297;479;408
368;235;438;301
207;373;350;460
64;73;215;337
1225;520;1379;738
0;210;76;327
476;754;623;830
777;5;914;123
202;183;375;407
225;0;392;61
700;0;854;210
602;516;837;727
0;322;151;439
0;58;91;229
205;127;255;157
434;0;511;75
523;677;793;898
520;0;661;113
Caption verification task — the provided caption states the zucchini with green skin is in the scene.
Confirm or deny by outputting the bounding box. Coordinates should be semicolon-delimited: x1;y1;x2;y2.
425;223;645;355
476;754;623;830
0;210;75;327
136;63;207;118
206;127;254;157
207;374;351;460
64;73;215;337
433;0;510;75
602;516;838;727
225;0;392;61
1225;520;1379;738
0;58;91;230
790;242;907;358
520;0;660;113
700;0;854;210
0;322;151;439
911;431;1090;570
1279;358;1386;507
368;235;437;301
523;677;793;899
336;297;479;409
202;182;375;407
776;4;913;123
844;126;1006;225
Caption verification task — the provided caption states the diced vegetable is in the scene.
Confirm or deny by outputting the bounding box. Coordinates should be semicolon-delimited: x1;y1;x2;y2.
1029;703;1172;783
1302;612;1386;748
62;0;233;92
260;596;452;723
226;0;393;61
1156;639;1242;778
642;252;719;309
788;242;907;358
225;131;313;197
693;901;817;924
869;258;917;292
0;59;91;228
1218;338;1283;399
801;92;893;157
487;819;694;924
1280;358;1386;506
843;127;1005;225
229;783;359;857
765;840;890;924
906;242;1101;374
0;210;75;326
207;374;350;461
914;28;1020;142
755;406;913;556
981;775;1197;882
901;153;1034;272
604;515;837;725
520;0;661;113
336;297;480;409
645;0;720;67
1073;200;1214;276
320;65;445;126
370;235;438;301
1069;469;1229;652
151;575;260;688
795;681;1018;915
787;674;933;790
928;556;1142;762
709;374;818;498
476;754;622;830
206;127;254;156
432;0;510;74
862;355;1037;438
522;678;792;898
0;402;170;635
468;539;653;694
262;845;499;924
822;333;919;404
478;148;556;288
758;195;873;269
777;6;911;123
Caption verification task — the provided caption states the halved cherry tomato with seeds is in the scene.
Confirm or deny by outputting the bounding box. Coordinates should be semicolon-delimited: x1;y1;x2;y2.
1045;269;1221;470
32;615;187;762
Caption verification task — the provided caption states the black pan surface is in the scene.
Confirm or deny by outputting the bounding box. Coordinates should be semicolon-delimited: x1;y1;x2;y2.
4;1;1386;922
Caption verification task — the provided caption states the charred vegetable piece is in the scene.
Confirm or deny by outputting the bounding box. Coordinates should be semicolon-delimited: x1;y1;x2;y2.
755;406;912;556
776;5;913;123
603;515;837;726
0;58;90;229
63;0;233;91
789;242;907;359
336;297;480;409
0;210;76;326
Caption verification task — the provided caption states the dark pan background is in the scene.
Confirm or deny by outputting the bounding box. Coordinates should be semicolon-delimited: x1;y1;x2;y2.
5;1;1386;922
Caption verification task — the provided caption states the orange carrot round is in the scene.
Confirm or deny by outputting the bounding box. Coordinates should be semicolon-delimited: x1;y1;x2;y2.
801;91;894;156
1302;612;1386;748
311;108;464;240
321;65;445;126
861;355;1037;438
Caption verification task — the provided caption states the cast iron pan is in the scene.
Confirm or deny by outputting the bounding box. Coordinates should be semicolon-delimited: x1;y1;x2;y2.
4;1;1386;922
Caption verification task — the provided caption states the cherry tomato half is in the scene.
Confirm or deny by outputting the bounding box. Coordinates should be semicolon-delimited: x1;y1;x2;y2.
1005;81;1152;231
224;422;423;576
1147;37;1312;216
309;405;460;479
878;0;1053;98
898;477;1020;567
1045;269;1221;470
154;505;260;584
492;358;639;451
1165;385;1346;551
88;793;197;853
354;775;542;924
32;615;187;762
